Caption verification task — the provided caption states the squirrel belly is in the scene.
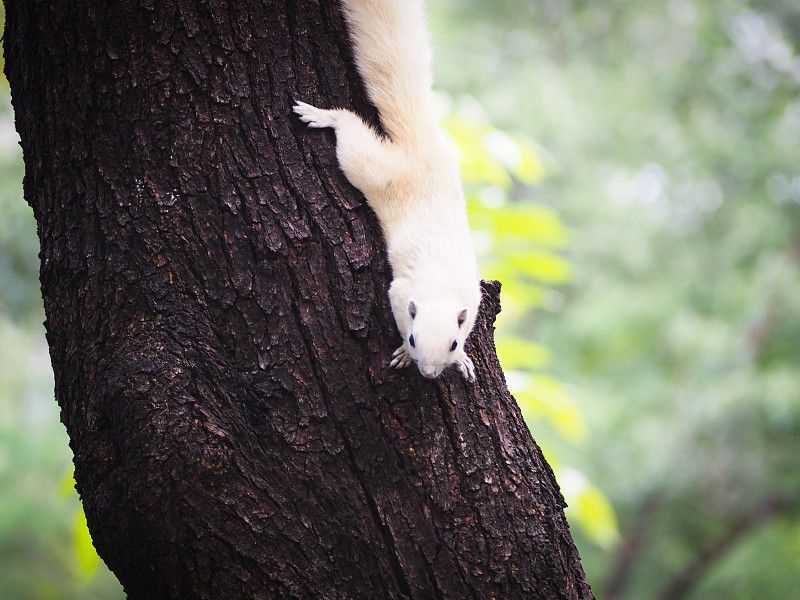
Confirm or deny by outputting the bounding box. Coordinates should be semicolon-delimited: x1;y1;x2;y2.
293;0;481;382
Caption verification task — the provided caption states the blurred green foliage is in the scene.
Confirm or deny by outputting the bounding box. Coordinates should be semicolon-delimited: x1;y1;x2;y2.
432;0;800;598
441;103;620;549
2;1;800;599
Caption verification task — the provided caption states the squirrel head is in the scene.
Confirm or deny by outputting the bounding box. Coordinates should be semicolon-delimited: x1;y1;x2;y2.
406;299;470;379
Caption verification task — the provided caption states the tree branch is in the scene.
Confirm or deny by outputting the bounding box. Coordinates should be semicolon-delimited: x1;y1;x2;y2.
657;495;798;600
604;492;664;600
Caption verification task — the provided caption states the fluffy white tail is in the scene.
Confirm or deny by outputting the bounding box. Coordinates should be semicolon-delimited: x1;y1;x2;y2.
340;0;436;147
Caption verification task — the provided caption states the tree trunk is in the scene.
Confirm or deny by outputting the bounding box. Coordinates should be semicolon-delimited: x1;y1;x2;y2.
4;1;594;598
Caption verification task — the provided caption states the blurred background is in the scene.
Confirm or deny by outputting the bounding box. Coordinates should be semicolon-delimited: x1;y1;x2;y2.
1;1;798;598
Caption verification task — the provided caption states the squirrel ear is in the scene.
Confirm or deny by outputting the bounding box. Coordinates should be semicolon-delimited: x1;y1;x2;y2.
457;308;468;327
408;300;417;319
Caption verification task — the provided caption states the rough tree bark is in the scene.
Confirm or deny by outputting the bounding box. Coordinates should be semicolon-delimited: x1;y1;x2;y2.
4;1;594;598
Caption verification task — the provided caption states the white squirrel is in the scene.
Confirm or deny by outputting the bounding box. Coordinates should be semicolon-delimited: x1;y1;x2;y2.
294;0;481;381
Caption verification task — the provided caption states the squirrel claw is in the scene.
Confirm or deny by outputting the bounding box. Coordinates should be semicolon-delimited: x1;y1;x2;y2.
455;356;476;383
390;345;413;369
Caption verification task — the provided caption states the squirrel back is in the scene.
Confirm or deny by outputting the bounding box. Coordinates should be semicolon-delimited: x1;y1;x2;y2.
341;0;436;148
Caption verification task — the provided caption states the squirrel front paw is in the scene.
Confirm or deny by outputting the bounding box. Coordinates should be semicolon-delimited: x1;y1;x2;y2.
293;101;337;129
455;355;476;383
390;345;413;370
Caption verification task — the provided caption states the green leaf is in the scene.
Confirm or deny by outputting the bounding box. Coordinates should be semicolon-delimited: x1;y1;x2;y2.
560;469;621;549
482;129;546;184
496;335;551;370
442;112;546;190
514;374;587;442
487;276;547;312
58;467;77;499
505;250;572;284
73;507;101;580
60;467;102;580
512;139;547;184
496;205;569;247
443;114;513;189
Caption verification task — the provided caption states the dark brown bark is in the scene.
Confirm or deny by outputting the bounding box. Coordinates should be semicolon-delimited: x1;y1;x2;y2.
4;1;594;598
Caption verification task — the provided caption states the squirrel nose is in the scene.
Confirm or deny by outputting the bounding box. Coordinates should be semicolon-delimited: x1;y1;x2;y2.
420;366;440;379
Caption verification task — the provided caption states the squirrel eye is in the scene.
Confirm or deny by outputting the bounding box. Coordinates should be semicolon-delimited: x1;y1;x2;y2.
450;341;458;352
409;335;415;348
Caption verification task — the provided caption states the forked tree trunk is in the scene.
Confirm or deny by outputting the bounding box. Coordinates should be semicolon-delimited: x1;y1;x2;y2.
4;1;594;598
